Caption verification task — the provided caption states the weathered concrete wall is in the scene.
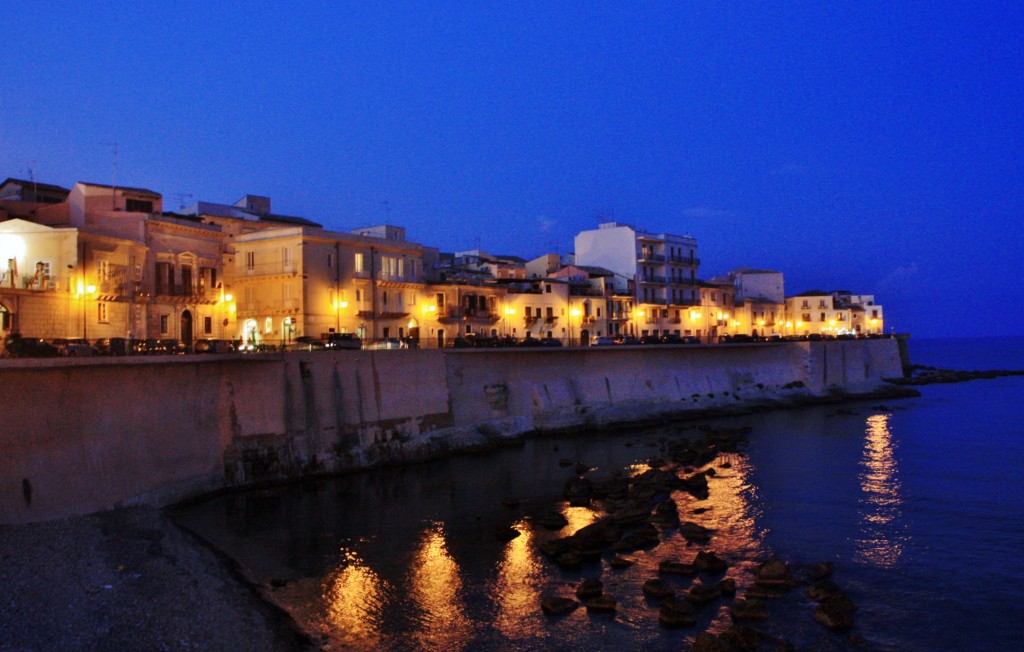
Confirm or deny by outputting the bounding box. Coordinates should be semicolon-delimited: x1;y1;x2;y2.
0;339;905;524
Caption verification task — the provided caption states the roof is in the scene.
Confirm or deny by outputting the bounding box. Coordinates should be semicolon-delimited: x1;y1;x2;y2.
731;267;780;275
574;265;615;277
183;201;322;228
0;178;71;194
77;181;162;197
261;213;321;227
791;289;831;297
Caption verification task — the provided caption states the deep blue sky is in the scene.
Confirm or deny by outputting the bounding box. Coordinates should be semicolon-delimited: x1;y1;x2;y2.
2;2;1021;338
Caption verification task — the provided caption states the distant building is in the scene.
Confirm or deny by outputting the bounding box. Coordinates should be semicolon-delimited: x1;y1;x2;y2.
575;221;703;338
786;290;853;336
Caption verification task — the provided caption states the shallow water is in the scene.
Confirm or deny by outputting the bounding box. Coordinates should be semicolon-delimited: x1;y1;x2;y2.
172;337;1024;650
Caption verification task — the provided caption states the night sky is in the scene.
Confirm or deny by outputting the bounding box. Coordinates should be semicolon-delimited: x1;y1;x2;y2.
2;3;1021;338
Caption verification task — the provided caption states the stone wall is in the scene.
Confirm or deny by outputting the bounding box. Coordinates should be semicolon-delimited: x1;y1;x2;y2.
0;339;905;524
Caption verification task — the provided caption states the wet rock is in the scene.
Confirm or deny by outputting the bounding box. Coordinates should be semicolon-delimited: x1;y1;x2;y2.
681;472;710;499
719;625;762;650
691;631;730;652
679;521;713;543
754;557;796;589
685;582;722;607
584;595;617;613
575;462;591;475
694;550;728;575
564;476;594;507
650;499;680;527
611;524;660;551
494;525;520;542
806;579;844;603
658;597;696;628
730;597;768;621
558;458;573;467
533;511;569;531
607;500;652;526
658;560;696;576
814;593;857;630
642;578;676;599
556;551;583;570
715;578;737;597
500;498;521;508
807;561;834;581
540;595;579;615
609;556;635;569
576;578;604;601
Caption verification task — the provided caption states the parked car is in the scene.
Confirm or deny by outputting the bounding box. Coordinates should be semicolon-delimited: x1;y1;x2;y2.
639;335;663;345
517;337;543;347
364;338;403;350
3;335;59;358
616;336;640;345
285;336;326;351
52;338;98;356
194;338;235;354
323;333;362;350
592;335;618;346
538;337;563;347
94;337;133;356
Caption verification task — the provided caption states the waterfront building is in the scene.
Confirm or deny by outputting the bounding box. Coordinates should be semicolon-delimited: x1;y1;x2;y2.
832;290;885;335
232;223;440;348
574;221;701;338
785;290;854;336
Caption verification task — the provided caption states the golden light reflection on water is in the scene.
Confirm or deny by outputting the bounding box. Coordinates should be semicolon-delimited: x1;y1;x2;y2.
408;522;474;650
321;548;389;648
857;413;905;567
492;526;545;640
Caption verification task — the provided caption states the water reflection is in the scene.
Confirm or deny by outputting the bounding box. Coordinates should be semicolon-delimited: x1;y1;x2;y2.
856;413;906;566
408;522;474;650
491;526;545;640
322;548;389;648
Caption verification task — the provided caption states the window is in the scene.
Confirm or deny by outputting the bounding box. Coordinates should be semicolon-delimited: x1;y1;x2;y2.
97;258;109;282
125;199;153;213
155;262;173;295
97;302;108;323
204;316;212;334
820;313;826;321
819;300;827;308
436;292;445;308
355;253;365;273
327;253;333;268
264;317;273;334
382;291;389;307
181;265;193;293
801;300;809;309
244;286;255;308
160;314;169;334
245;251;255;272
545;284;552;293
356;289;363;303
803;313;811;322
282;247;292;270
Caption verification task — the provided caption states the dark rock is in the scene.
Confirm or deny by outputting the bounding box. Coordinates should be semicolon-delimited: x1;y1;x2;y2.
609;556;635;569
494;525;521;542
730;597;768;621
679;521;713;543
754;557;796;589
534;511;569;531
557;458;573;467
681;471;710;499
650;499;680;527
564;476;593;507
686;582;722;607
608;501;652;526
719;625;763;650
540;595;579;615
658;597;696;628
575;462;590;475
715;578;737;596
659;560;696;576
642;578;676;599
806;579;844;603
692;631;730;652
611;524;660;551
694;550;728;575
584;594;617;613
576;578;604;600
807;561;834;581
500;498;521;508
556;551;583;570
814;593;857;630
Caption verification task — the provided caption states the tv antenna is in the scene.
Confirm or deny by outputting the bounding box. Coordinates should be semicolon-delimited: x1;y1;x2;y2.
21;160;38;199
102;141;119;208
173;193;193;211
380;199;391;224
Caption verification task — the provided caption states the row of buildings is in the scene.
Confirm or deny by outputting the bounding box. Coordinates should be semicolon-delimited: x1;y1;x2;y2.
0;176;884;351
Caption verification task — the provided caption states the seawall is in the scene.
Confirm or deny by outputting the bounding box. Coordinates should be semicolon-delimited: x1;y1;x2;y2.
0;339;908;524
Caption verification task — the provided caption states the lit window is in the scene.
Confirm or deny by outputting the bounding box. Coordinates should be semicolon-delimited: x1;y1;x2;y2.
97;302;108;323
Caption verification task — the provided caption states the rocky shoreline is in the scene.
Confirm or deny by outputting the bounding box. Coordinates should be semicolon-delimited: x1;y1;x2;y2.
1;386;918;651
886;364;1024;386
0;507;313;652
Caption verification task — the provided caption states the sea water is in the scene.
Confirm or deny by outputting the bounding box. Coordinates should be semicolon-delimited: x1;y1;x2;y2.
172;336;1024;651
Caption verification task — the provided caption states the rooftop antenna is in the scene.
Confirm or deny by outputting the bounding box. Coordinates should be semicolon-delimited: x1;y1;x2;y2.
380;199;391;225
102;141;118;209
21;160;37;199
173;193;193;211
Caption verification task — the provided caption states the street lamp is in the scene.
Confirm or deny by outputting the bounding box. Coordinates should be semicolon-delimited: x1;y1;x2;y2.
504;306;516;337
569;306;581;346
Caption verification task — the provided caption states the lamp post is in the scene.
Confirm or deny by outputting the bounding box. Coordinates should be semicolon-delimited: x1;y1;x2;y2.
504;306;516;338
569;305;581;346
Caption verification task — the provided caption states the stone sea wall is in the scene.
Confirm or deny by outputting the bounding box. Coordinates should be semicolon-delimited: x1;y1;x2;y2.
0;339;907;524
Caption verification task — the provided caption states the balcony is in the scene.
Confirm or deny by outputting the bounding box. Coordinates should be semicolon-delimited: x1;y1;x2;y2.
639;276;666;284
637;252;665;262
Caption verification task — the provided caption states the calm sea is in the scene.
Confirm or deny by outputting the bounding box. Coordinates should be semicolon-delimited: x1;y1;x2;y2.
172;336;1024;651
